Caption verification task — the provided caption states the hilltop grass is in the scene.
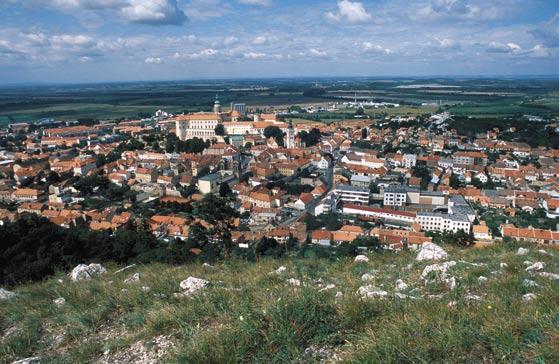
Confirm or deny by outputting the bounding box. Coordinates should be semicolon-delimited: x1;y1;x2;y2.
1;243;558;363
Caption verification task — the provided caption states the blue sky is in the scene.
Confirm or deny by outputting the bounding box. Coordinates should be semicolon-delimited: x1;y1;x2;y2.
0;0;558;84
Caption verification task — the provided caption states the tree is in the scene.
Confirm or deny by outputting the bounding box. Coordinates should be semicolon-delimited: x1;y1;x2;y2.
303;87;326;97
361;127;368;139
263;125;284;146
215;123;226;136
298;128;321;147
219;182;232;197
449;173;464;189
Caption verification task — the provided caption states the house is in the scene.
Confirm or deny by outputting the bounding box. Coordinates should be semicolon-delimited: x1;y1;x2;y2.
294;192;314;210
500;224;559;245
11;188;40;202
473;222;492;241
311;230;332;246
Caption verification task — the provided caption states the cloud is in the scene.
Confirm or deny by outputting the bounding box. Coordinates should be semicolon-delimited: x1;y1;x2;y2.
145;56;162;64
187;48;218;59
309;48;328;57
363;42;392;54
223;36;238;46
50;0;187;25
415;0;515;22
325;0;371;24
530;44;550;58
243;51;266;59
436;38;458;49
252;35;269;45
238;0;269;6
50;34;96;48
121;0;187;25
486;41;521;54
531;13;559;47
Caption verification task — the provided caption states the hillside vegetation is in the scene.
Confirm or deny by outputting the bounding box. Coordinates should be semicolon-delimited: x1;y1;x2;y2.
1;243;558;363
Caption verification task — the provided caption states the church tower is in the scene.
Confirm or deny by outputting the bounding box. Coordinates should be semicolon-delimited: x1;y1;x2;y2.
285;119;295;149
213;94;221;114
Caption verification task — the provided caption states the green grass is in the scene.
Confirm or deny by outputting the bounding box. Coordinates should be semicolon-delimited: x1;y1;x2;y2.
1;243;558;363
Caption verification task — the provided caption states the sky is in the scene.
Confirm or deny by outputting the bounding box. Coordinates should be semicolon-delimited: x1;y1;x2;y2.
0;0;558;84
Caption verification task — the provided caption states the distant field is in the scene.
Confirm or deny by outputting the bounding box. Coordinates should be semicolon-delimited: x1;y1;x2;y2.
0;78;557;124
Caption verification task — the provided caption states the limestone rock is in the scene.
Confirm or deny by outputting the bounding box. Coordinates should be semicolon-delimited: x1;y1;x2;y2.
53;297;66;307
538;272;559;280
478;276;488;284
395;279;408;291
11;357;42;364
271;266;287;274
516;247;529;256
444;276;457;290
318;284;336;292
522;293;537;302
354;255;369;263
288;278;301;287
0;288;16;300
357;285;388;299
124;273;140;284
416;243;448;262
361;273;374;281
179;277;209;296
522;279;539;288
525;262;545;272
70;263;107;282
421;261;456;279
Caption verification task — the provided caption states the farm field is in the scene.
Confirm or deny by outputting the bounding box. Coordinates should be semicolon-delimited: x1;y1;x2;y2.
0;78;558;125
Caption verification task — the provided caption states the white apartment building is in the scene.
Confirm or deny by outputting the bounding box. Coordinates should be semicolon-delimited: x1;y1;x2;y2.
415;211;471;233
403;154;417;168
334;184;369;205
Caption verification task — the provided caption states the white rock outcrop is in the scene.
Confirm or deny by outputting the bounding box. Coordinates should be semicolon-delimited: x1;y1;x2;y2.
361;273;374;281
179;277;209;296
416;243;448;262
70;263;107;282
444;276;457;290
53;297;66;307
124;273;140;284
523;279;539;288
478;276;488;284
525;262;545;272
318;284;336;292
499;262;508;269
421;261;456;279
270;266;287;274
357;285;388;299
538;272;559;280
288;278;301;287
354;255;369;263
0;288;16;300
11;357;42;364
516;247;529;256
522;293;537;302
395;279;408;291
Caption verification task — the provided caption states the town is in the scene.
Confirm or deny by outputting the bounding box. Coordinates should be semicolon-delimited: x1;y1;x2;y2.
2;94;558;261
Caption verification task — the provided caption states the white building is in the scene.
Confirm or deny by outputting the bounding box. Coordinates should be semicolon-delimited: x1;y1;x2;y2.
415;212;471;233
403;154;417;168
334;184;369;205
175;112;222;141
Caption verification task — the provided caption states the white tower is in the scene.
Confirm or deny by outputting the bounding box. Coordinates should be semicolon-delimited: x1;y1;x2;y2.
213;94;221;114
286;120;295;149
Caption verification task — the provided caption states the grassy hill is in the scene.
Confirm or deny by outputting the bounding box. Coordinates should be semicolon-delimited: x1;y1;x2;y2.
1;243;558;363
